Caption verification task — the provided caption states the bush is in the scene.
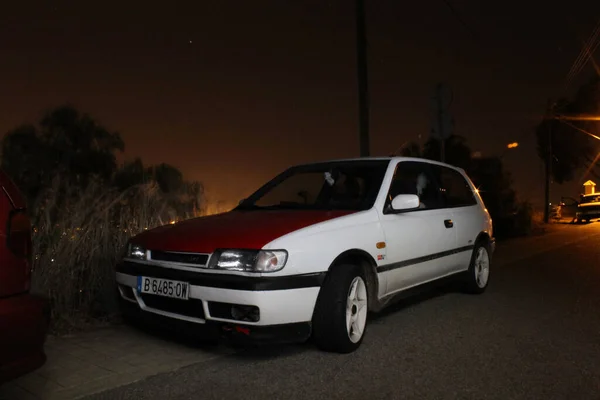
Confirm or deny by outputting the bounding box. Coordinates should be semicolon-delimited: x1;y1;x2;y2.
492;200;534;240
512;201;534;236
30;175;199;332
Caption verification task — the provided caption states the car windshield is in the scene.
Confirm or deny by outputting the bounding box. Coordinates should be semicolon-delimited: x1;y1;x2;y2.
237;160;390;211
580;194;600;204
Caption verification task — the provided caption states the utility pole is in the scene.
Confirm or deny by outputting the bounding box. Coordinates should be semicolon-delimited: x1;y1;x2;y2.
543;122;553;223
356;0;370;157
543;101;555;224
437;94;445;163
431;83;452;163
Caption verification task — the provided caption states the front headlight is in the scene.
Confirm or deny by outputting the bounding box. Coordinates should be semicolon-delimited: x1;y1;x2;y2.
123;242;147;260
209;249;288;272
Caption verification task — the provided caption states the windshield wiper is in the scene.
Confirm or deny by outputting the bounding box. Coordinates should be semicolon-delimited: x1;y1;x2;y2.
235;203;264;211
236;202;360;211
236;202;308;211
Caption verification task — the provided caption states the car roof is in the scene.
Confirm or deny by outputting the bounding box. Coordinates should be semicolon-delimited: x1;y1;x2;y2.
292;156;465;173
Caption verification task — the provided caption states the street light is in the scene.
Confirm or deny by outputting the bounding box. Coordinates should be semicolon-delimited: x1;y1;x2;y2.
543;113;600;223
507;142;519;149
554;116;600;141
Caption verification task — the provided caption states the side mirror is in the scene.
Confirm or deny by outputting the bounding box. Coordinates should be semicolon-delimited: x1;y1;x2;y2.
388;194;420;213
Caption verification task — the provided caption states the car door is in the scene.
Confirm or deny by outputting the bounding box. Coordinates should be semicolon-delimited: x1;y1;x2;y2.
430;165;481;274
378;161;458;296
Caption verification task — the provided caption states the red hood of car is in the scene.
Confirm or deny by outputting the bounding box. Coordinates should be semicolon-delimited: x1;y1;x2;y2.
131;209;356;253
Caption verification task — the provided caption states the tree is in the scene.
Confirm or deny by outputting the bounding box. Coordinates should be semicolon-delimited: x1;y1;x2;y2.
400;134;473;171
399;142;422;157
1;105;207;330
150;163;185;194
113;159;204;219
0;124;49;202
1;105;124;203
423;135;472;171
535;77;600;184
113;158;150;191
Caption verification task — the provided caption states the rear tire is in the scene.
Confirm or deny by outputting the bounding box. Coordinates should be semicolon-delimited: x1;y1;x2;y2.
312;264;369;353
462;241;491;294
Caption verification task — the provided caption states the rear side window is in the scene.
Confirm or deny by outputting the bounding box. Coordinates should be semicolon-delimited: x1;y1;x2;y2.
432;165;477;207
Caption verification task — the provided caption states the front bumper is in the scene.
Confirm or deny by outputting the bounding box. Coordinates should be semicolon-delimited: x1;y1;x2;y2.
119;298;312;345
576;210;600;219
115;261;323;343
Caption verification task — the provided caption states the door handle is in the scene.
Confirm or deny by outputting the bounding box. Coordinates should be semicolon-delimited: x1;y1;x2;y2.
444;219;454;228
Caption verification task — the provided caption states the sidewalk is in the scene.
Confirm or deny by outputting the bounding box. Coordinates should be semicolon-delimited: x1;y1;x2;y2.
0;325;233;400
1;221;596;400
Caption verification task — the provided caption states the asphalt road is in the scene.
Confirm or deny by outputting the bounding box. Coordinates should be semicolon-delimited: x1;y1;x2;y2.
86;223;600;400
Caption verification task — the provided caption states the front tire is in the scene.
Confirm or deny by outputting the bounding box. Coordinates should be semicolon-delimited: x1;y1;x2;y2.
462;242;491;294
312;264;369;353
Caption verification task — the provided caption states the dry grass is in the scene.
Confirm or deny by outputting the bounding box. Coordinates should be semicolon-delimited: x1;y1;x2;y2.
30;176;202;333
203;200;236;216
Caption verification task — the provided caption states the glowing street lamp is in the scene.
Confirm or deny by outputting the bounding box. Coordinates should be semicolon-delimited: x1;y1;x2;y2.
554;115;600;141
507;142;519;149
542;112;600;223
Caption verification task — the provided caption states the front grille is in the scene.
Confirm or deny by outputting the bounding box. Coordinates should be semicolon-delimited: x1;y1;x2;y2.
150;250;209;265
140;294;205;319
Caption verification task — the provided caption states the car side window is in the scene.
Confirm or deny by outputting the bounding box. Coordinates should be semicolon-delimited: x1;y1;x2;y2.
561;197;578;207
433;165;477;207
386;161;444;210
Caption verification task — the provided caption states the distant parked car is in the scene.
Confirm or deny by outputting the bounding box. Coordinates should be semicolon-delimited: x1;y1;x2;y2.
576;193;600;223
116;157;494;353
0;170;49;383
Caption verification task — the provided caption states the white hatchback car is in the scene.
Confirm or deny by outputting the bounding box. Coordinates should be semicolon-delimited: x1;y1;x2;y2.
116;157;494;353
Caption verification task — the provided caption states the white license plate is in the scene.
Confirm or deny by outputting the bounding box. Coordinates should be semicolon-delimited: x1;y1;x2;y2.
137;276;190;300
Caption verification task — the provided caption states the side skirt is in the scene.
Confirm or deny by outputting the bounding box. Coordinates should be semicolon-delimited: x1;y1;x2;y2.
370;271;466;313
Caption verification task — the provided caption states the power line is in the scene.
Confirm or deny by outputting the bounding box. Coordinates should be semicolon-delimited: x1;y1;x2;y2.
565;17;600;87
439;0;477;39
557;118;600;141
513;20;600;161
567;20;600;80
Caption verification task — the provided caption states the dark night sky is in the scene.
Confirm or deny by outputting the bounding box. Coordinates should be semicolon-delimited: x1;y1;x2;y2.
2;1;600;209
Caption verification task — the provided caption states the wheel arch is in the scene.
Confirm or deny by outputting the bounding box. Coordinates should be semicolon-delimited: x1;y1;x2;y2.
326;249;380;311
475;231;492;247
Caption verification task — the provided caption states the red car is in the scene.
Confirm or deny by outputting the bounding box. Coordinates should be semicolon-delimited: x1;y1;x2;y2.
0;170;49;383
